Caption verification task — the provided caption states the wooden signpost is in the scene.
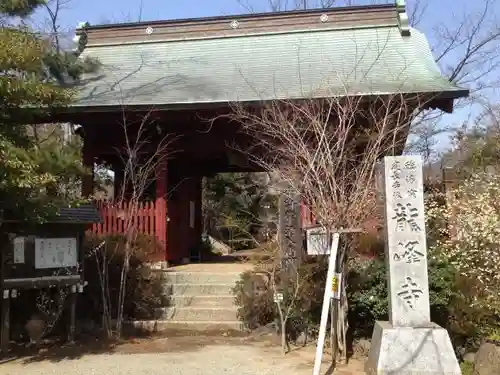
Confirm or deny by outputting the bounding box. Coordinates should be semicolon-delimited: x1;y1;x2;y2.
306;225;363;375
312;232;340;375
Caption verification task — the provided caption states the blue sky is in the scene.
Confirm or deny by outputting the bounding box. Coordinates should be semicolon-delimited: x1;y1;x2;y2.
29;0;500;155
33;0;473;28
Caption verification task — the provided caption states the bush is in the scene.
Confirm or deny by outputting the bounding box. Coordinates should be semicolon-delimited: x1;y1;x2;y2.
233;257;328;339
347;254;458;338
347;257;388;338
80;232;167;322
233;271;275;330
233;251;461;347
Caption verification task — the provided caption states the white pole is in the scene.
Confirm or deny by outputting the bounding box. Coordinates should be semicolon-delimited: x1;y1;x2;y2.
312;232;339;375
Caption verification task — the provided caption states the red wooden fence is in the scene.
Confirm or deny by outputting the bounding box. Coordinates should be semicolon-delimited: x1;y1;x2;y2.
93;200;314;239
92;200;157;236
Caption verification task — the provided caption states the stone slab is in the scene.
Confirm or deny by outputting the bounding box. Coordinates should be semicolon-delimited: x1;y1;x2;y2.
154;306;238;322
365;321;460;375
381;156;431;327
162;271;242;285
167;295;236;308
165;283;235;296
126;320;244;332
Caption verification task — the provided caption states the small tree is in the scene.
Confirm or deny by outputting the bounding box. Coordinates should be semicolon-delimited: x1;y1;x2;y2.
94;110;176;338
230;93;423;361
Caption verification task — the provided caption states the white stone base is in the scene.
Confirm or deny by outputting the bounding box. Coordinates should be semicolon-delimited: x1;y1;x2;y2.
365;321;460;375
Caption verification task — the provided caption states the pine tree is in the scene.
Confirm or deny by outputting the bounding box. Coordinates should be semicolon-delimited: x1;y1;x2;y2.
0;0;87;222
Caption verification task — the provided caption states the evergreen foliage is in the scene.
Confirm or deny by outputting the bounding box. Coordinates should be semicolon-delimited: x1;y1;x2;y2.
0;0;91;222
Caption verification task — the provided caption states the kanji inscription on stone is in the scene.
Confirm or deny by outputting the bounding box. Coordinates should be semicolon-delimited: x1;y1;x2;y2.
393;240;425;263
379;155;431;327
397;276;424;309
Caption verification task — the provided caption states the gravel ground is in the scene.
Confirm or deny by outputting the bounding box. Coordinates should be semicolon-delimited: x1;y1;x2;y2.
1;343;311;375
0;333;366;375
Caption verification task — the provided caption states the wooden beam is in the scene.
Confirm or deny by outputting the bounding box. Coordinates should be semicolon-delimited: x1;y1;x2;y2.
1;290;10;353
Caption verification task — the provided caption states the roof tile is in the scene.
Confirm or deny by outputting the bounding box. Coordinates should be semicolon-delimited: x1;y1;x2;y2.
75;26;466;108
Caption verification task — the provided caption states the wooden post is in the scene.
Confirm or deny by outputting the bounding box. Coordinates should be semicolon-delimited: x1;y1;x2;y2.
313;233;339;375
82;138;94;198
68;286;77;343
1;290;11;354
155;158;168;261
113;162;124;200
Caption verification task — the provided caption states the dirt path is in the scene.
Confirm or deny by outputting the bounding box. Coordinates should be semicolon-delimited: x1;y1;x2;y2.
0;333;366;375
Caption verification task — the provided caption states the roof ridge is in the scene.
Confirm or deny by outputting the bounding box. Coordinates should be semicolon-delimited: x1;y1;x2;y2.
81;4;397;31
83;23;400;49
77;3;406;49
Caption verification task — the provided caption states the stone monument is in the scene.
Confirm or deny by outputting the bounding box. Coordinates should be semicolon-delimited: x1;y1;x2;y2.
278;190;302;274
365;155;460;375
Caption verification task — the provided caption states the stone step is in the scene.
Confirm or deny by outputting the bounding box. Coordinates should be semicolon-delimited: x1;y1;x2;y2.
162;272;242;285
155;307;238;322
164;283;235;296
167;295;236;308
127;320;244;332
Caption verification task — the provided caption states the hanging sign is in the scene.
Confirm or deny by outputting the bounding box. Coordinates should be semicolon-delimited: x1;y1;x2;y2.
13;237;25;264
306;226;331;255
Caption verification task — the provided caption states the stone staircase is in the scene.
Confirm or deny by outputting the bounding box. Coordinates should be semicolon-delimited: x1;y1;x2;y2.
132;270;244;332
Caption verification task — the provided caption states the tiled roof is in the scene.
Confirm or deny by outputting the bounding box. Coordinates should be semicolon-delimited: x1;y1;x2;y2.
72;14;467;109
51;204;101;224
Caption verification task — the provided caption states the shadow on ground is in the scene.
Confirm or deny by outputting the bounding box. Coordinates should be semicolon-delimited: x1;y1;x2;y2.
0;328;250;364
0;335;117;364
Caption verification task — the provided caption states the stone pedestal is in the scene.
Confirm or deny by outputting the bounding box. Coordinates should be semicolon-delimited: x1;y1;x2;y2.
366;321;460;375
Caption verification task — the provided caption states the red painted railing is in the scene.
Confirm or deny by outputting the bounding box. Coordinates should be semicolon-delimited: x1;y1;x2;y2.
93;199;314;242
300;202;317;228
92;200;156;236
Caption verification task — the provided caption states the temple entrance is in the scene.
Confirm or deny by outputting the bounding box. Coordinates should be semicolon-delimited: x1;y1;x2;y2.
200;172;278;259
78;108;275;265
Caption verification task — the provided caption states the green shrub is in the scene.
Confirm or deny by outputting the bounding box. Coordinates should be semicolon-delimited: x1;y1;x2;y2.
347;254;458;339
460;361;474;375
347;258;388;338
233;252;462;346
233;271;275;330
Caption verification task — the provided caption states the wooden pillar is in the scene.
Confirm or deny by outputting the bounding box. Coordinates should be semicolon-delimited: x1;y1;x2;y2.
113;162;124;200
194;176;203;243
67;286;77;343
178;179;191;262
187;175;203;262
1;290;10;353
82;139;94;198
155;158;168;261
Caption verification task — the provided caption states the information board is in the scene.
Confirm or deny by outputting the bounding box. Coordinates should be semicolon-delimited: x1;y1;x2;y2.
34;238;78;269
13;237;25;264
